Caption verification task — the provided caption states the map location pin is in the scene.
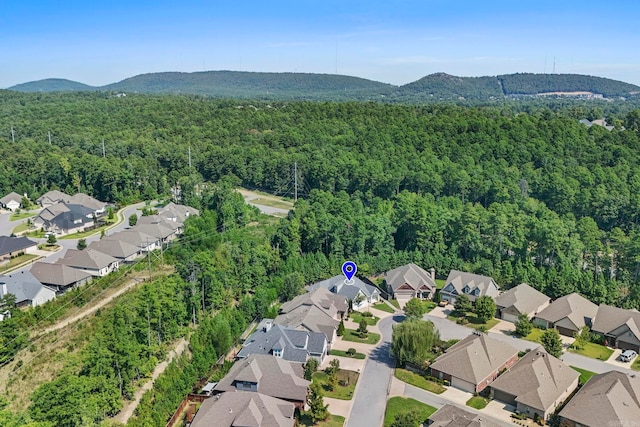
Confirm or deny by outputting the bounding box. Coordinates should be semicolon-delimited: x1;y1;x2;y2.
342;261;357;282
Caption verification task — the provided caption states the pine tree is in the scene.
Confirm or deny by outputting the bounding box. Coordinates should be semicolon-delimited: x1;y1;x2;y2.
307;382;329;422
514;313;532;337
541;329;563;358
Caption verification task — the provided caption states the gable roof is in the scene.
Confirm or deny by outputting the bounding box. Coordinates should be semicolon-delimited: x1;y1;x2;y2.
65;193;106;211
306;275;379;301
30;261;92;287
494;283;549;315
384;263;436;293
214;354;309;402
592;304;640;338
0;271;56;305
238;321;326;363
559;371;640;426
136;215;181;232
158;202;199;223
534;292;597;329
444;270;497;296
430;333;518;385
191;391;295;427
103;230;158;249
275;305;338;343
132;222;175;239
87;239;140;260
428;404;502;427
0;192;22;205
489;347;579;412
0;236;37;256
37;190;70;204
279;287;348;316
47;204;95;230
35;202;71;222
56;248;118;270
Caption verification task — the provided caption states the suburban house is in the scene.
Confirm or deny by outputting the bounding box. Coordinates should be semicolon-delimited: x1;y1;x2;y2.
275;288;347;345
237;319;327;363
383;263;437;304
0;192;23;211
427;404;502;427
591;304;640;352
494;283;550;322
33;203;95;235
159;201;199;222
133;222;176;244
440;270;499;304
56;249;119;277
87;239;142;263
558;371;640;427
136;215;182;235
532;292;598;337
489;348;579;421
429;333;519;393
65;193;107;215
190;391;295;427
30;262;92;294
0;271;56;308
36;190;70;208
306;275;380;309
0;236;38;263
579;118;615;131
213;354;310;409
104;230;160;252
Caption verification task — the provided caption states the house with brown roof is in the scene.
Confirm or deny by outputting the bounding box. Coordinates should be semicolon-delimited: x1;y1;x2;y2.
427;404;502;427
558;371;640;427
591;304;640;352
306;275;380;309
0;192;23;211
494;283;550;323
56;249;119;277
103;230;160;252
36;190;70;208
429;333;519;393
65;193;107;215
30;262;92;294
213;354;309;409
87;239;142;263
440;270;499;304
489;348;579;421
190;391;295;427
532;292;598;337
384;263;437;305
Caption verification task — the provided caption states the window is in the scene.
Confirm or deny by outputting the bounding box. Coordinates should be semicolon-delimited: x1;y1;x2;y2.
462;286;470;294
273;349;283;358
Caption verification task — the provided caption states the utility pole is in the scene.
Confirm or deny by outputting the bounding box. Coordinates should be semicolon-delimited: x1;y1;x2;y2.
188;145;192;168
294;162;298;202
202;277;206;312
102;139;106;158
147;240;152;279
48;131;52;145
10;127;14;143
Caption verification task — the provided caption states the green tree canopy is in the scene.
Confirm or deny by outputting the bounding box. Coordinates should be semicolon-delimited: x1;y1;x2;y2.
391;320;440;367
404;298;427;320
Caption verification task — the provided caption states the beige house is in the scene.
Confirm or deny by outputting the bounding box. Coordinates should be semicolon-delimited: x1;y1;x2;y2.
56;249;119;277
36;190;70;208
384;263;437;305
591;304;640;352
0;192;23;211
533;293;597;337
494;283;550;323
427;404;502;426
440;270;499;304
489;348;579;421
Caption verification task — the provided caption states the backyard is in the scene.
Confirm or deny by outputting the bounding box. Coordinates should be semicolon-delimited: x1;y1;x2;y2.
383;397;436;427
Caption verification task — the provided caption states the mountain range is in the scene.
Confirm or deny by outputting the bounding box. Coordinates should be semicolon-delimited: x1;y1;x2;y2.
8;71;640;102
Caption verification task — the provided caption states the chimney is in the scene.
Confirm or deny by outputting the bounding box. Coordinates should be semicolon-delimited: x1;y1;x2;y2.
430;268;436;281
264;319;273;332
0;282;6;296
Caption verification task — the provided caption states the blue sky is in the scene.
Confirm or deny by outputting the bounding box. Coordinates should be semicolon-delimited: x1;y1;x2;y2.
2;0;639;88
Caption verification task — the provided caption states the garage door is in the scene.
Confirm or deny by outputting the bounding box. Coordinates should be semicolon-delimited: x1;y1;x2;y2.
451;377;476;393
502;313;519;323
556;327;575;337
617;340;640;353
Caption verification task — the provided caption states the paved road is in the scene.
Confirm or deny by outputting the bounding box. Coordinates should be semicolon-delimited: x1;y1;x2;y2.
0;208;41;236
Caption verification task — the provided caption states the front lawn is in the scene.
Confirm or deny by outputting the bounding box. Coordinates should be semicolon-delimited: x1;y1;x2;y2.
0;254;39;273
342;329;380;345
312;369;359;400
394;368;446;394
568;342;614;361
298;414;346;427
372;302;395;313
349;311;379;326
523;327;545;343
390;299;400;309
422;301;437;313
384;397;437;427
571;366;596;385
9;212;35;221
466;396;490;409
12;222;31;234
329;349;366;360
435;279;446;289
448;312;499;331
632;357;640;371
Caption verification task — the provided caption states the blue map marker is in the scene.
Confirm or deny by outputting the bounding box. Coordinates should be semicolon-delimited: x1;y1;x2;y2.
342;261;357;282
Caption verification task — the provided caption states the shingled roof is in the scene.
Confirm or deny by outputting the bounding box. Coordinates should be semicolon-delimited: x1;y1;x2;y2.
428;404;502;427
534;292;597;330
495;283;549;316
0;236;37;257
384;263;436;293
191;391;295;427
238;321;326;363
30;262;92;287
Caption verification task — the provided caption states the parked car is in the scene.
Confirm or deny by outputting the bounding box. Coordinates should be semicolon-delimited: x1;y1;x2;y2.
619;350;637;362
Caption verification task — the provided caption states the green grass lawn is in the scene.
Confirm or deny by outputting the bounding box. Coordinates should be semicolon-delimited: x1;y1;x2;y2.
251;197;294;210
0;254;38;273
390;299;400;309
12;222;31;234
632;357;640;371
298;414;345;427
523;327;545;343
383;397;437;427
394;368;446;394
329;349;366;360
447;312;499;331
372;302;395;313
312;369;359;400
466;396;490;409
349;311;379;325
9;212;35;221
342;329;380;345
435;279;446;289
571;366;596;385
568;342;614;361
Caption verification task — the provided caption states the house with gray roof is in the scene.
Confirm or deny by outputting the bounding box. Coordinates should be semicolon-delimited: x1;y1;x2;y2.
191;391;295;427
33;203;95;236
65;193;107;215
591;304;640;352
532;292;598;337
0;271;56;308
559;371;640;427
440;270;499;304
489;348;579;421
0;236;38;262
36;190;70;208
306;275;380;309
430;333;519;393
30;262;92;294
494;283;550;323
237;319;327;363
87;239;141;263
427;404;502;427
56;249;119;277
132;222;176;243
104;229;160;252
0;192;23;211
384;263;437;304
214;354;309;408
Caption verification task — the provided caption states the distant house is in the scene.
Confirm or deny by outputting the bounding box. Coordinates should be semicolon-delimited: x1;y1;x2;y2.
133;222;176;244
213;354;310;409
427;404;502;427
532;292;597;337
237;319;327;363
103;230;160;253
494;283;550;323
489;348;579;420
306;275;380;309
429;333;519;393
65;193;107;215
56;249;119;277
0;192;23;211
440;270;499;304
190;391;295;427
383;263;437;304
87;239;142;263
157;202;199;226
33;203;95;235
0;236;38;262
0;271;56;308
591;304;640;352
579;118;615;131
30;261;92;294
559;371;640;427
36;190;71;208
